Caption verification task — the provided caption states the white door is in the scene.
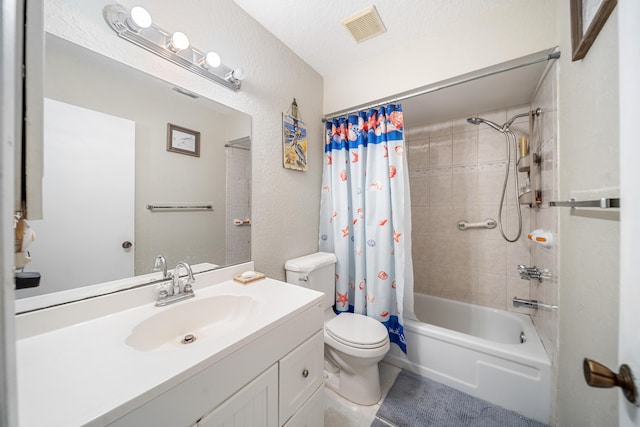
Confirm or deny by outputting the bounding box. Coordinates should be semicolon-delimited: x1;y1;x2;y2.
619;1;640;425
24;98;135;295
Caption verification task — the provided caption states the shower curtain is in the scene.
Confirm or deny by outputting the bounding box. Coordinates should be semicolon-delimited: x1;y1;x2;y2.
319;104;413;353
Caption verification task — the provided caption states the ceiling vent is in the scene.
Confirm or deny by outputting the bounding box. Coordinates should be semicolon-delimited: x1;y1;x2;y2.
342;5;387;43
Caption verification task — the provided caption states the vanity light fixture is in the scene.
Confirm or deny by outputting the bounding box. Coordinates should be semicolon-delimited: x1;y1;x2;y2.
167;31;190;52
127;6;152;31
103;4;244;91
200;51;221;69
226;68;245;82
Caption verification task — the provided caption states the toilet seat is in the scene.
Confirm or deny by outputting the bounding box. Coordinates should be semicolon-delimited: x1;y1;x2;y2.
325;313;389;349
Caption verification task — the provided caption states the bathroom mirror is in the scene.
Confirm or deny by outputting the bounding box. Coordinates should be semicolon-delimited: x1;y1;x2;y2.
16;34;252;304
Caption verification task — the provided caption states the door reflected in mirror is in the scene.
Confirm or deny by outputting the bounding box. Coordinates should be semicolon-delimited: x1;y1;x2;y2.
16;34;252;301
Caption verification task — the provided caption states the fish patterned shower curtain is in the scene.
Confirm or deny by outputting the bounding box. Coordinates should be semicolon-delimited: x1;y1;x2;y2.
319;104;413;353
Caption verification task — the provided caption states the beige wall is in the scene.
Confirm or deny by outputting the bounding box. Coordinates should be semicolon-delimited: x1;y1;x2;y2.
406;106;533;312
45;0;324;280
407;61;562;422
556;3;620;427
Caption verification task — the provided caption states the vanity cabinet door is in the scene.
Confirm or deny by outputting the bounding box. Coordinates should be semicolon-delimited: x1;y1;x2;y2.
278;331;324;425
198;364;278;427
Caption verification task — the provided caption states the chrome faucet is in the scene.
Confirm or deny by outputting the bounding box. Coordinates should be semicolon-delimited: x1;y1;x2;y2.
155;261;195;307
173;262;195;294
517;265;544;282
153;255;172;280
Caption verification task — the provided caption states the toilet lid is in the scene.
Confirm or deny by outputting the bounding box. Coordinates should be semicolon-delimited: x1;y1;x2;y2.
325;313;389;349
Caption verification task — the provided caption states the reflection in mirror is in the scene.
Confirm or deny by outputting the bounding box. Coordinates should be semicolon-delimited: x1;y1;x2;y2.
16;34;252;302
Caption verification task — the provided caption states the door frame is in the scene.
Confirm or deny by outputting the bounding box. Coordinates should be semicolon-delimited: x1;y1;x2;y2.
0;0;22;425
618;0;640;425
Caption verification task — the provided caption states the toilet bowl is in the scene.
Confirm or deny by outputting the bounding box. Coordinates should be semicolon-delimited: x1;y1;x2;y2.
323;312;390;405
284;252;391;406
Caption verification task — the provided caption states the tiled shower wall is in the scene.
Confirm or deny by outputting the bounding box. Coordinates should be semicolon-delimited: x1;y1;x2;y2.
406;62;559;419
407;106;534;313
225;145;252;265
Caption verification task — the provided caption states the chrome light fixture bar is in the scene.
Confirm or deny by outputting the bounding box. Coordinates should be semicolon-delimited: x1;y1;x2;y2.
103;4;244;91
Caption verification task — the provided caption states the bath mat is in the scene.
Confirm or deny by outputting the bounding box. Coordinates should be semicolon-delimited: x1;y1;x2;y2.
371;370;547;427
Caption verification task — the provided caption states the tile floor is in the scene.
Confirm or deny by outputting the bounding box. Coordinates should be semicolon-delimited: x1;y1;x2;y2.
324;362;401;427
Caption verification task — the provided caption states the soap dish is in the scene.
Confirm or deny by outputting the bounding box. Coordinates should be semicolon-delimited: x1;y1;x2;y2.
233;272;266;284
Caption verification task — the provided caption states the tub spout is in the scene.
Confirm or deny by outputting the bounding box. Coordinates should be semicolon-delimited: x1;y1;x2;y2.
513;297;558;311
513;297;539;309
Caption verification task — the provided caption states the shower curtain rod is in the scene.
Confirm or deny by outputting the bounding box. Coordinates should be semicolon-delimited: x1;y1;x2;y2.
322;50;561;122
225;136;251;150
224;143;250;151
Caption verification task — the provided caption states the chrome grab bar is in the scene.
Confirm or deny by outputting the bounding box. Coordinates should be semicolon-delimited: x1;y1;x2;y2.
457;218;497;231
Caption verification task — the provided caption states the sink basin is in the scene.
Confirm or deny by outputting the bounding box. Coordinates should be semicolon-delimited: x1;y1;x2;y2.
125;295;259;351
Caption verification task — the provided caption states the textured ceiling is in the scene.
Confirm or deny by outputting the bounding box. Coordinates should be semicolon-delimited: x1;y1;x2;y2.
233;0;555;125
233;0;505;78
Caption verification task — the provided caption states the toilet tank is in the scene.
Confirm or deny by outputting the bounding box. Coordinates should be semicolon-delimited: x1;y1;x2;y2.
284;252;336;309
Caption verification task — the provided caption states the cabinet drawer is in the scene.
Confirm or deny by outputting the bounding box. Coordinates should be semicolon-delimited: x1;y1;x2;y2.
283;385;324;427
279;330;324;425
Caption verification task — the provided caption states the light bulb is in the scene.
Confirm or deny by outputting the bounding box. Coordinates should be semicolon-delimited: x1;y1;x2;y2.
168;32;189;51
204;52;221;68
127;6;152;31
231;68;245;81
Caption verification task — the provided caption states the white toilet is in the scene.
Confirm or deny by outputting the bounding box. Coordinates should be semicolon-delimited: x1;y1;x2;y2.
285;252;390;406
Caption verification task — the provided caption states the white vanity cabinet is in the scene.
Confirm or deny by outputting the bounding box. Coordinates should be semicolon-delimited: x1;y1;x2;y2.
279;331;324;426
196;331;324;427
197;364;279;427
16;271;326;427
104;298;324;427
283;387;325;427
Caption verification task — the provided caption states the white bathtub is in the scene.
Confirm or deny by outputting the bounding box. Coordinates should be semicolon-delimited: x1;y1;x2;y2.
385;293;551;424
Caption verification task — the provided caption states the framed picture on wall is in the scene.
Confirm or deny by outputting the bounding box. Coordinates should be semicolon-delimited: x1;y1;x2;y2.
167;123;200;157
570;0;617;61
282;99;307;171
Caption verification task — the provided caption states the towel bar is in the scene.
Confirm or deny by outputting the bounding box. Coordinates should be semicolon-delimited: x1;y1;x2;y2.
548;198;620;209
146;204;213;211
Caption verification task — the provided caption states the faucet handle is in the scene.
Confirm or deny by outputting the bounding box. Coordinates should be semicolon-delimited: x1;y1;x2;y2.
156;283;170;301
517;265;544;282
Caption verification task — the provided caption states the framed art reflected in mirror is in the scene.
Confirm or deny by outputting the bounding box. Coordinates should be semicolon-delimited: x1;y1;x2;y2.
167;123;200;157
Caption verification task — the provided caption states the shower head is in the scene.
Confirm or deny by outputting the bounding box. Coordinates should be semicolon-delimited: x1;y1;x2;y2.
502;108;541;130
503;111;530;130
466;116;504;132
470;108;541;133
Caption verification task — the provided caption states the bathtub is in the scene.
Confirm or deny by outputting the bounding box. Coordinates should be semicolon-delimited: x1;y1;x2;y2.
385;293;551;424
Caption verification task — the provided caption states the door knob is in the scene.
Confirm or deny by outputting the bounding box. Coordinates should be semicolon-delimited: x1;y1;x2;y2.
122;241;133;249
583;358;638;404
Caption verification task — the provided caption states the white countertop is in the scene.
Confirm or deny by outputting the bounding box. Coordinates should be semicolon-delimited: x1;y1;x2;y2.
16;270;323;426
